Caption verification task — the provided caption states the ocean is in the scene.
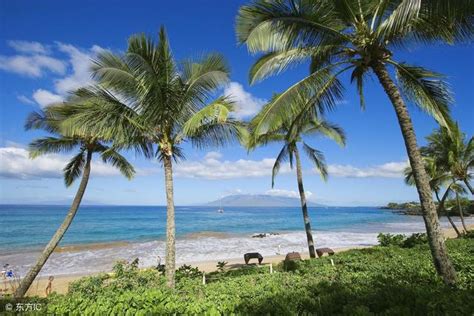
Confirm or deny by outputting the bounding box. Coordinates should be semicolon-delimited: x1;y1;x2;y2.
0;205;469;277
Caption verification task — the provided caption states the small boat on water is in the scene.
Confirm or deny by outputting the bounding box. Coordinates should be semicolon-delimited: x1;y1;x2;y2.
217;208;224;213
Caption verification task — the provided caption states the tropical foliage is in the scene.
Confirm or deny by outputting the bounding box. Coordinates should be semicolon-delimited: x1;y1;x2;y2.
15;103;134;298
405;124;473;234
236;0;474;286
57;27;242;287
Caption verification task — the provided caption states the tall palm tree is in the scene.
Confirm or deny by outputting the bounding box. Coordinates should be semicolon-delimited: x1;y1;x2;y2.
422;124;474;195
14;104;135;298
248;98;345;258
404;157;462;237
236;0;473;286
61;27;241;288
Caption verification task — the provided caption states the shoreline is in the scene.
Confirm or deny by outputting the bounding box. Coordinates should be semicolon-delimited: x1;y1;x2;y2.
1;224;470;297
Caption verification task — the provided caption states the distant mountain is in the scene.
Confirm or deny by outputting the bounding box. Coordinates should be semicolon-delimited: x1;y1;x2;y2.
204;194;325;207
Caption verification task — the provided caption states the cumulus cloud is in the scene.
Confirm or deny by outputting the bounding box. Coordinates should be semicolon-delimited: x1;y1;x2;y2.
0;54;66;77
32;89;64;108
327;161;408;178
223;82;266;119
0;147;123;180
265;188;313;199
174;151;291;180
7;40;49;54
54;43;103;94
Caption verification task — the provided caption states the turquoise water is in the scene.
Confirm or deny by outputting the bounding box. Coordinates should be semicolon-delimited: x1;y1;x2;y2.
1;204;417;252
2;204;469;276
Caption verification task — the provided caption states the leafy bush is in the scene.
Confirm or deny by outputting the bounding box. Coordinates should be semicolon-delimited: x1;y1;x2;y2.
378;232;427;248
175;264;202;281
47;238;474;315
377;233;405;247
216;261;228;272
402;233;428;248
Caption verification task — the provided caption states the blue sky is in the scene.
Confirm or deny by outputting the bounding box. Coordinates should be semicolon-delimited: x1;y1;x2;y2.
0;0;473;206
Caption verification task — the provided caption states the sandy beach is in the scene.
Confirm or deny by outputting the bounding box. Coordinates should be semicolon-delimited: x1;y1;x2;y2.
1;224;469;298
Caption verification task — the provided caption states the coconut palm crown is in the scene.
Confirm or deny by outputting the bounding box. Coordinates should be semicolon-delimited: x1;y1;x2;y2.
421;124;474;195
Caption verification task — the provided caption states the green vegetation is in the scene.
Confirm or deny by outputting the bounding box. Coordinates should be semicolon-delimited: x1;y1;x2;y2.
405;124;474;236
45;237;474;315
236;0;473;286
377;233;427;248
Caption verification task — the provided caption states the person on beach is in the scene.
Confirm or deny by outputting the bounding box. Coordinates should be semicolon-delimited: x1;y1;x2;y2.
45;276;54;296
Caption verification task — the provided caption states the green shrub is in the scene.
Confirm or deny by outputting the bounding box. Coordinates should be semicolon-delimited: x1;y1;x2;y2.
175;264;202;281
377;233;405;247
377;232;428;248
402;233;427;248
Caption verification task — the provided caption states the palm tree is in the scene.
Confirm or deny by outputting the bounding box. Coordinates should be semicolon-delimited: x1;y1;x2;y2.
14;104;135;298
236;0;473;286
61;27;241;288
422;124;474;195
404;157;462;237
248;97;345;258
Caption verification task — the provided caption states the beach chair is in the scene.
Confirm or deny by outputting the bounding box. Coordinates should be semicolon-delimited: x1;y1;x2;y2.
316;247;335;258
244;252;263;264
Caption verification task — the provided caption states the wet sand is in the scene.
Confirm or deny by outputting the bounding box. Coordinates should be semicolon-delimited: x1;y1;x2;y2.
1;224;471;297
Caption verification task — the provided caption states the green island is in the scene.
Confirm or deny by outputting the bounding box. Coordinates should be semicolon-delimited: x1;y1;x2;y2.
383;199;474;216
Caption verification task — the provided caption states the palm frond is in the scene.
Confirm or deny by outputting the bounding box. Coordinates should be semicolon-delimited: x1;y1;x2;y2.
390;61;453;128
272;144;291;187
249;47;313;84
304;120;346;147
350;65;368;110
29;137;80;158
302;142;327;180
376;0;421;42
413;0;474;44
181;97;234;137
100;147;135;179
63;150;86;187
182;53;230;101
236;0;348;53
249;63;346;137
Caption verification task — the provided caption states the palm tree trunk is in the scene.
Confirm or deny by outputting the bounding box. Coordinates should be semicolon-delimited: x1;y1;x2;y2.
294;147;316;258
14;151;93;298
463;179;474;195
436;190;461;238
372;61;457;286
455;192;468;233
163;154;176;288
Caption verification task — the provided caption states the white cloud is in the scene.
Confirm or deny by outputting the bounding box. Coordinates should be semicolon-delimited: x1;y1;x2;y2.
7;40;49;54
223;82;266;119
17;95;35;105
174;151;291;180
0;54;66;77
32;89;64;108
54;42;101;94
327;161;408;178
1;40;104;108
265;188;313;199
0;147;122;180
